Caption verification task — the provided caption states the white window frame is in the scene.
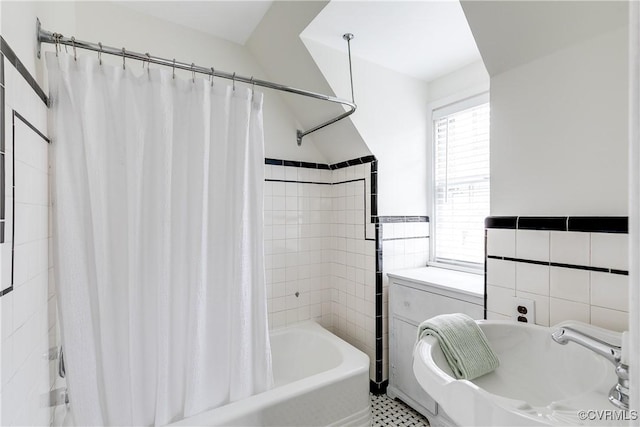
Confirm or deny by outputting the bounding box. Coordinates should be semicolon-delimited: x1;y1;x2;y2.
426;85;490;274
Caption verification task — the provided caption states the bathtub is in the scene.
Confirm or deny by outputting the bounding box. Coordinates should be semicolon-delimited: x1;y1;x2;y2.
168;321;371;426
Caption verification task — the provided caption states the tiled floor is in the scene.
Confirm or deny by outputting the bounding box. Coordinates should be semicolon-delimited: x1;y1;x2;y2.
371;393;430;426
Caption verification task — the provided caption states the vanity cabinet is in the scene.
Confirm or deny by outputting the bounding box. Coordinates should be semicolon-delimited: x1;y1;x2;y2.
387;268;484;426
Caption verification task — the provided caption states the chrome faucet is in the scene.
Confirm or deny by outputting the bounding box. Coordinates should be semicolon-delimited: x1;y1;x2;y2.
551;327;629;410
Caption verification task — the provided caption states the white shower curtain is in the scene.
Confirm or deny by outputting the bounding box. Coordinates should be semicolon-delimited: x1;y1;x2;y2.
46;53;273;426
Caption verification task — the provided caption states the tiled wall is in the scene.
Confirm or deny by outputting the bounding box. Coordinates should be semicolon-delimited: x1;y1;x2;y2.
485;217;629;332
1;43;66;426
380;217;429;381
263;157;380;381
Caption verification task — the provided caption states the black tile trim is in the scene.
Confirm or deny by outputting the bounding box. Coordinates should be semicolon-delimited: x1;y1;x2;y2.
264;155;376;170
1;53;4;244
485;216;628;234
382;236;429;241
1;37;48;106
518;216;567;231
377;216;429;223
369;379;389;395
487;255;629;275
568;216;628;234
14;111;50;144
265;178;331;186
484;216;517;229
3;109;50;298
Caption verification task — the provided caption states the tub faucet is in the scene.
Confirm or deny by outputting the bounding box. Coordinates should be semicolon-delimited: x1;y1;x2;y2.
551;326;628;410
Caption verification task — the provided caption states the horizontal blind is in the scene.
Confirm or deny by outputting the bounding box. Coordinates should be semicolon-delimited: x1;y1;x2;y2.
434;101;490;266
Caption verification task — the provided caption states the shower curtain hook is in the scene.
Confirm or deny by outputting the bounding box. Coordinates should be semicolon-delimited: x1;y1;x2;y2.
98;42;103;65
172;59;176;79
210;67;215;86
145;53;151;75
71;37;77;61
122;47;126;70
250;76;255;97
191;63;196;83
232;72;236;91
54;33;59;57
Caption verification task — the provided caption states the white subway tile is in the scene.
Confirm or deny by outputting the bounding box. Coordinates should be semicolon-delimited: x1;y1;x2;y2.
486;285;515;316
549;297;590;325
590;306;628;332
486;229;516;257
516;230;550;261
486;311;512;321
590;272;628;312
486;258;516;289
515;262;549;296
590;233;628;271
550;231;590;266
549;267;590;304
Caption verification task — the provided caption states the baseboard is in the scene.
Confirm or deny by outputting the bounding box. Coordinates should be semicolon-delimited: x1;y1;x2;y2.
369;379;389;395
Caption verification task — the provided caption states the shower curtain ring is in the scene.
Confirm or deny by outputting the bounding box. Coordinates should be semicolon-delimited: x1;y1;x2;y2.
250;76;255;97
210;67;215;86
145;53;151;75
232;72;236;91
172;59;176;79
122;47;126;70
98;42;103;65
191;63;196;83
54;33;60;57
71;37;76;61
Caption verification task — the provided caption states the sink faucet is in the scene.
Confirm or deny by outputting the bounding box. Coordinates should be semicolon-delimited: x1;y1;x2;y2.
551;326;629;410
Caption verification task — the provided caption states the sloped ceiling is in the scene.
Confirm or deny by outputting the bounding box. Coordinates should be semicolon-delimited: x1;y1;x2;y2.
461;0;628;76
246;1;371;164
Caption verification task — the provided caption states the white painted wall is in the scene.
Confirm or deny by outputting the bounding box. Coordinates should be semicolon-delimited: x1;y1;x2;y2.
427;60;489;103
72;1;325;162
2;1;325;163
490;27;628;216
301;38;430;216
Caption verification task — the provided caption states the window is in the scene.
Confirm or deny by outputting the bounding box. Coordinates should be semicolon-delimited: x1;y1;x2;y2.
431;93;490;270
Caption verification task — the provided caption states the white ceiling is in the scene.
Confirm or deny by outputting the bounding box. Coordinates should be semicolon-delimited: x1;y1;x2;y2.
301;0;482;82
115;1;273;45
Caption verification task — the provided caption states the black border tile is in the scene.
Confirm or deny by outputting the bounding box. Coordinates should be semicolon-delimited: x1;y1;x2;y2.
568;216;628;234
1;37;48;106
518;216;567;231
484;216;517;229
487;255;629;275
485;215;630;234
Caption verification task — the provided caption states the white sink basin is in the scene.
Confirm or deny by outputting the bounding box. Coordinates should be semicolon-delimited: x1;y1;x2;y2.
413;320;623;426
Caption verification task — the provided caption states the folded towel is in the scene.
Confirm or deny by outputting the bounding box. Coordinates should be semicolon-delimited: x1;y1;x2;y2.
417;313;499;380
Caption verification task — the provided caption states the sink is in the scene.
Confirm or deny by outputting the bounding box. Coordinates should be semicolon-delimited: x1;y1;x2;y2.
413;320;623;426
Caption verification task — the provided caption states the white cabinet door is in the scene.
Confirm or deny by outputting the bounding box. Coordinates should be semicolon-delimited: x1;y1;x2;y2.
391;282;484;325
391;318;438;414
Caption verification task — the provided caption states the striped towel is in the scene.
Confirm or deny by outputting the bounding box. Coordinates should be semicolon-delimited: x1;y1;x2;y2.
417;313;499;380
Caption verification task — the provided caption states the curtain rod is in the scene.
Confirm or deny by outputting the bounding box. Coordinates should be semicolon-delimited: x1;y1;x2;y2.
36;19;356;146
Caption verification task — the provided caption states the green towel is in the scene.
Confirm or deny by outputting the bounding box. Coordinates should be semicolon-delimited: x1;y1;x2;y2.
417;313;500;380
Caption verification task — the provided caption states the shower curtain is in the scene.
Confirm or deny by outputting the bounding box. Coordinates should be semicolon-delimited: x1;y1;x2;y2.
46;53;273;426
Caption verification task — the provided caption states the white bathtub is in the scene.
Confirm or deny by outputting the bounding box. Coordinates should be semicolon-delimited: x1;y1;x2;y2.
168;321;371;426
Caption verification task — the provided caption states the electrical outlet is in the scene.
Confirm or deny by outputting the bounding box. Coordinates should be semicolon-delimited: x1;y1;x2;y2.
512;297;535;323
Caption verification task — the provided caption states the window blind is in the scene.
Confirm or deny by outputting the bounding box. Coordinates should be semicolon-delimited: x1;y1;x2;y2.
433;99;490;267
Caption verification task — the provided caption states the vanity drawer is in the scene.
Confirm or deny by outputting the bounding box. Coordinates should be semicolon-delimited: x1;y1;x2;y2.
390;282;484;325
